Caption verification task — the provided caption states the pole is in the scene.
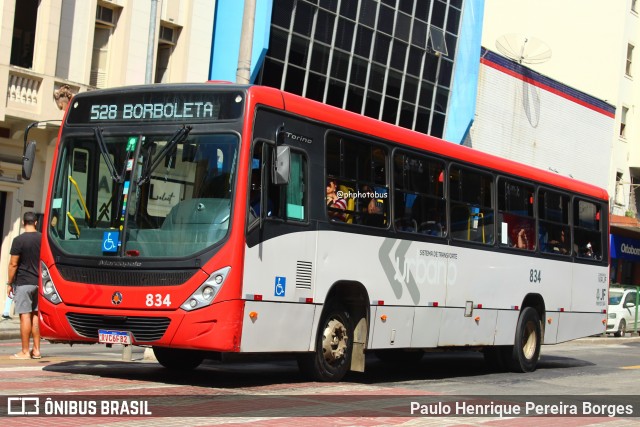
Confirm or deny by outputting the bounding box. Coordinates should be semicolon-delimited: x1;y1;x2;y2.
236;0;256;84
146;0;159;84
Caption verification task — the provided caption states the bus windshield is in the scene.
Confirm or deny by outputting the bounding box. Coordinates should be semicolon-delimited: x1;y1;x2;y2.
49;130;238;258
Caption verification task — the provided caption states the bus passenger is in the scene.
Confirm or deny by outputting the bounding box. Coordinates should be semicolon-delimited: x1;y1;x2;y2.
326;180;347;221
548;229;568;254
515;228;529;249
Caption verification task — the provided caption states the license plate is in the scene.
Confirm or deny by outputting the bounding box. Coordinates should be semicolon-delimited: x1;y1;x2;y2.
98;329;132;345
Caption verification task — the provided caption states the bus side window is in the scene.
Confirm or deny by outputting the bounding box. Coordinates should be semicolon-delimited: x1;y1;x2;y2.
538;190;570;255
449;166;494;245
393;151;446;237
285;152;306;221
325;134;388;228
497;179;535;250
574;199;602;260
249;143;307;223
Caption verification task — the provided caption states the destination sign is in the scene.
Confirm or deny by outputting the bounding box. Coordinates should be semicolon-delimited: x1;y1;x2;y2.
66;90;244;124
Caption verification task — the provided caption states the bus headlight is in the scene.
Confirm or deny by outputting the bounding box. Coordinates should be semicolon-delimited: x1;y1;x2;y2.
41;261;62;305
181;267;230;311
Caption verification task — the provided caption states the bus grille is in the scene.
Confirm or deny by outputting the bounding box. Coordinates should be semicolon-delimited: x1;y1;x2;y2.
66;313;171;342
57;266;195;286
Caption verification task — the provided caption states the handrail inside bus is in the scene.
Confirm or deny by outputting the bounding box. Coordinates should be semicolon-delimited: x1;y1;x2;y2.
66;212;80;237
68;176;90;222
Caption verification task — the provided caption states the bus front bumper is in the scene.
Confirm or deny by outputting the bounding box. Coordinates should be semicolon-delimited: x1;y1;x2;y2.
38;298;245;351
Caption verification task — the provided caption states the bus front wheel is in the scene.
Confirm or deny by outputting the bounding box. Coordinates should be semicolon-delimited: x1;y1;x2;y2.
297;304;353;382
153;347;204;371
509;307;542;372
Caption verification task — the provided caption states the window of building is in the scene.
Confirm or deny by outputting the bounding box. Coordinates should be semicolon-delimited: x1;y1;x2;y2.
155;24;180;83
90;4;118;88
10;0;38;68
497;179;534;250
620;106;629;138
326;135;388;227
626;43;634;77
449;166;494;244
615;171;625;205
538;189;570;255
428;25;448;56
261;0;463;138
393;151;446;236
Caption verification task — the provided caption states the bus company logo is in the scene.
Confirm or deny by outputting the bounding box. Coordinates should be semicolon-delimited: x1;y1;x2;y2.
285;131;312;144
620;243;640;256
378;239;458;305
7;397;40;415
111;292;123;305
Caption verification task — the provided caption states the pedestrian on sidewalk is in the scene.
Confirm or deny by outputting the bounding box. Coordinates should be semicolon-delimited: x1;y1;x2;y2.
8;212;42;360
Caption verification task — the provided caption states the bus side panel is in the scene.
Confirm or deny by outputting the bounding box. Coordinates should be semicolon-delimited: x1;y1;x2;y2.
437;308;498;346
571;264;609;313
240;301;316;352
543;311;560;344
556;312;606;343
493;310;519;345
243;231;317;304
369;306;414;349
410;307;442;347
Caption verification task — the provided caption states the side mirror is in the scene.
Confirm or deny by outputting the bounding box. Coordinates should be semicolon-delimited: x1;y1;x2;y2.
22;140;36;180
272;145;290;185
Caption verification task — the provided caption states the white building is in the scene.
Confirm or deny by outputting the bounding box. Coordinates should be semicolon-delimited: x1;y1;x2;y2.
475;0;640;285
0;0;214;304
478;0;638;216
471;48;615;189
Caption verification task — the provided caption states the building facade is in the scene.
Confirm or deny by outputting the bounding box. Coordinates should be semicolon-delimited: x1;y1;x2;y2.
477;0;640;286
210;0;483;140
0;0;215;306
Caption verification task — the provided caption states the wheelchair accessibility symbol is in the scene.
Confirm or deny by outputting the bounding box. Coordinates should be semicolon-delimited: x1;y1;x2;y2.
102;231;119;253
274;276;286;297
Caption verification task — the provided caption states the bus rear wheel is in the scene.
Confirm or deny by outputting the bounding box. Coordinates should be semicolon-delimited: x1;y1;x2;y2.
508;307;541;372
297;304;353;382
153;347;204;371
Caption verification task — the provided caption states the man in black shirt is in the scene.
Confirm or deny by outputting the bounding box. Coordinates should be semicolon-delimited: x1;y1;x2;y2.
8;212;42;359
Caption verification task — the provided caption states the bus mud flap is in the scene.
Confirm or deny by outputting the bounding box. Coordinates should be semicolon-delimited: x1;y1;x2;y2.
351;317;367;372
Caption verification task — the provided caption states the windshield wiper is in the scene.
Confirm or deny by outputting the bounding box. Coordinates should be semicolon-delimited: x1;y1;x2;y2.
137;125;192;186
95;127;123;183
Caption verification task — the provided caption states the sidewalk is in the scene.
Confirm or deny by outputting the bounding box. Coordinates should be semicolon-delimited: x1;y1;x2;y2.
0;315;20;340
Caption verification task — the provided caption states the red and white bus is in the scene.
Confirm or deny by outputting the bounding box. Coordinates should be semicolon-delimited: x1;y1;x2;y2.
28;83;609;381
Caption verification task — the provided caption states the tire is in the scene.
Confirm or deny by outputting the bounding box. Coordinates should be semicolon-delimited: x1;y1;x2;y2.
153;347;204;371
614;319;626;338
507;307;542;373
375;349;424;365
297;304;353;382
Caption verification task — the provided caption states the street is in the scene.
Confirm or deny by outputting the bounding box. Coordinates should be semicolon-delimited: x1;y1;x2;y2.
1;336;640;425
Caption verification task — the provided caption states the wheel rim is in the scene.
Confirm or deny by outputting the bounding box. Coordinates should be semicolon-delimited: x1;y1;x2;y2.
321;318;349;366
620;320;626;335
522;320;537;360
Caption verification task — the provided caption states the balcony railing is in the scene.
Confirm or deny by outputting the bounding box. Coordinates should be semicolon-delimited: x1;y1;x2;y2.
2;65;91;122
7;71;40;105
